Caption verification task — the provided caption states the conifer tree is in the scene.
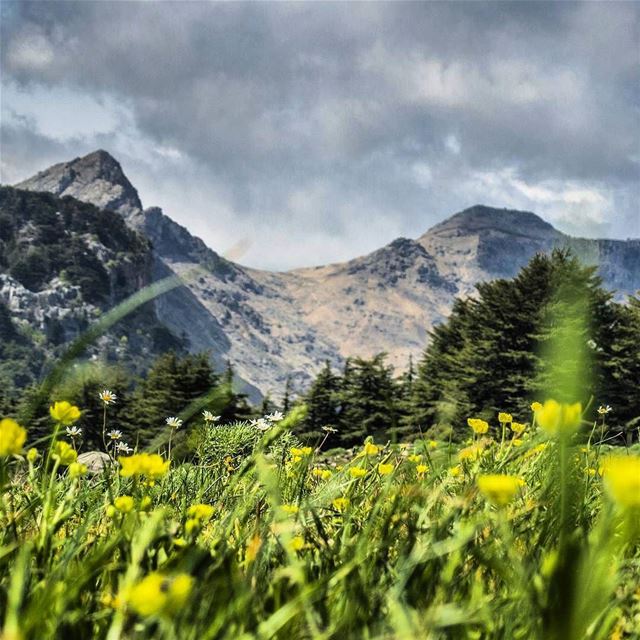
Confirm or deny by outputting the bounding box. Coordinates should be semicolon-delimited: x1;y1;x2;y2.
127;351;218;444
281;375;293;414
338;354;397;446
259;393;275;417
217;361;253;423
596;293;640;439
299;361;341;444
409;250;639;439
392;356;418;441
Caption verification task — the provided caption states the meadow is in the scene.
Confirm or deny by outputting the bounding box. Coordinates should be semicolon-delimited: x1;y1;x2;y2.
0;398;638;639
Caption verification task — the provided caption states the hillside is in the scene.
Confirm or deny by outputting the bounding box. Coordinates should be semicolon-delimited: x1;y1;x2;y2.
12;151;640;398
0;186;182;405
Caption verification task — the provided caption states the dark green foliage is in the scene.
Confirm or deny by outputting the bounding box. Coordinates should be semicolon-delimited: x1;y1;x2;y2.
0;299;16;341
297;361;342;444
127;352;219;444
259;393;275;416
410;250;640;438
598;293;640;439
0;301;47;414
298;356;400;448
338;354;398;446
0;187;150;303
409;298;473;431
53;363;133;450
216;361;254;424
281;375;293;414
391;355;417;441
13;363;132;447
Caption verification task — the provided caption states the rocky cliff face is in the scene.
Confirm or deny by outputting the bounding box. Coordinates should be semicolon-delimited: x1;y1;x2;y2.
0;186;181;399
418;205;640;298
11;152;640;399
16;150;143;216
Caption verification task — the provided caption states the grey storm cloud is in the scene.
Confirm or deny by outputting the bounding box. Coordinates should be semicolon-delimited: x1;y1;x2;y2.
1;1;639;268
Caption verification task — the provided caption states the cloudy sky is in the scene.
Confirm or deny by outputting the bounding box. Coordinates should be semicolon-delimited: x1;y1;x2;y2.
1;1;638;270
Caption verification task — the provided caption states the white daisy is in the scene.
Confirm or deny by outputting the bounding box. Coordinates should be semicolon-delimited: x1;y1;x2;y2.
166;416;183;429
99;389;117;405
251;418;271;431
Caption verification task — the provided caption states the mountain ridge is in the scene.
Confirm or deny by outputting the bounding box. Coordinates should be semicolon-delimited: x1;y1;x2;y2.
8;150;640;398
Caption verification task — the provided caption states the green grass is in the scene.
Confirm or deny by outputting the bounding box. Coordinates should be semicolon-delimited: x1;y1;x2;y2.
0;407;639;639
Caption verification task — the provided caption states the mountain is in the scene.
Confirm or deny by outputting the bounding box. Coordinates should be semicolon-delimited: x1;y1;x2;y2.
0;185;182;405
9;151;640;399
17;150;142;215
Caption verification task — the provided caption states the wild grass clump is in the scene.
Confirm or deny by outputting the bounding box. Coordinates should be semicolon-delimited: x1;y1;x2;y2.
0;400;638;639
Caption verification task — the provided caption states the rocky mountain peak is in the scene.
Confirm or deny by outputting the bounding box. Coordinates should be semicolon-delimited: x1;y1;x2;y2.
7;152;640;400
15;149;142;215
424;204;560;240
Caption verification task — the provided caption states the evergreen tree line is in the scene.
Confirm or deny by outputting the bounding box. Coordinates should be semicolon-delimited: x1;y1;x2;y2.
298;250;640;446
4;250;638;452
12;353;255;454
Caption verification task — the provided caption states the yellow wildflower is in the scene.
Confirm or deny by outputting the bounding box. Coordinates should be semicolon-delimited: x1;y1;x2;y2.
467;418;489;435
245;534;262;563
416;464;429;476
187;504;215;521
534;400;582;436
377;463;394;476
125;572;193;618
119;453;170;482
349;466;367;479
49;401;81;425
290;536;306;551
51;440;77;466
512;439;523;447
524;443;548;458
332;497;350;512
408;454;422;463
601;456;640;508
362;441;380;456
290;447;313;457
281;504;299;515
511;422;526;434
458;444;484;462
498;413;512;423
68;462;88;478
477;474;524;507
449;465;462;477
114;496;135;513
311;467;332;480
531;401;543;413
27;447;39;463
428;440;438;449
139;496;153;511
100;592;121;609
0;418;27;457
184;518;201;536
